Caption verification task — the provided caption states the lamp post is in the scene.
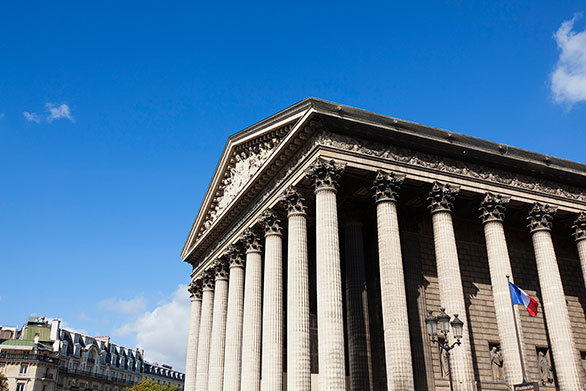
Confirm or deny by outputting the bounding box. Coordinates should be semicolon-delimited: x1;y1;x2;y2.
425;308;464;391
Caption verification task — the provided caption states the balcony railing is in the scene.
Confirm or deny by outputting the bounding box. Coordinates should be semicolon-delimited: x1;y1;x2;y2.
0;353;59;364
60;367;136;385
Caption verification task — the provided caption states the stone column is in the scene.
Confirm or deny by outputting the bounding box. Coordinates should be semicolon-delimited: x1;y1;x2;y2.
260;210;284;390
208;259;230;391
195;271;215;391
223;246;246;391
342;205;373;391
479;193;526;386
372;170;415;391
185;280;203;391
527;203;582;390
306;158;346;390
572;212;586;288
282;187;311;391
241;230;263;391
427;182;475;391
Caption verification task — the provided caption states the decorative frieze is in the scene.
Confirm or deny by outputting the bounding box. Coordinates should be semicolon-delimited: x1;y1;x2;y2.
371;169;405;203
427;181;460;214
281;187;307;216
315;132;586;202
242;228;263;254
479;193;510;224
527;203;557;233
572;212;586;242
306;158;346;191
260;210;283;237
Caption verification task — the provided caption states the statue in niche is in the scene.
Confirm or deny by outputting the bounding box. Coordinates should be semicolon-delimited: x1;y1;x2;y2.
538;351;553;385
439;344;449;379
490;346;504;381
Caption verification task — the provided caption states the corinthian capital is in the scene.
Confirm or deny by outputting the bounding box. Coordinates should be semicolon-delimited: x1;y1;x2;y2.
187;279;203;300
527;203;557;233
572;212;586;242
226;244;245;268
371;170;405;203
281;187;307;216
242;228;262;254
202;270;215;291
479;193;510;224
427;181;460;214
260;209;282;236
305;158;346;191
214;258;229;281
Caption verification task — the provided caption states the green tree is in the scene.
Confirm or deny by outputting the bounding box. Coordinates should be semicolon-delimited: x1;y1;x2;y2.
128;378;180;391
0;373;8;391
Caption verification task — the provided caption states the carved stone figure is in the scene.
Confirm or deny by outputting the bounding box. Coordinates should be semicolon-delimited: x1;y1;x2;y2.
538;351;553;385
490;346;503;381
440;348;449;379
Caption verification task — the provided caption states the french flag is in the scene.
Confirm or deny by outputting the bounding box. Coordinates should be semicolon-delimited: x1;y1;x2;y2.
509;282;539;317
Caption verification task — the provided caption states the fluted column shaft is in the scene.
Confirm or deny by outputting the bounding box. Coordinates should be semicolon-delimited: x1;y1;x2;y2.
223;250;245;391
241;234;263;391
479;193;526;387
185;287;202;391
344;220;372;391
307;159;346;391
195;277;215;391
261;211;284;390
428;182;475;391
528;204;582;390
572;212;586;288
283;188;311;391
208;261;229;391
372;170;414;391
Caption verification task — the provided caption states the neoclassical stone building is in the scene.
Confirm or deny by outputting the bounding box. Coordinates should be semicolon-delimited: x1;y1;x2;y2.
180;98;586;391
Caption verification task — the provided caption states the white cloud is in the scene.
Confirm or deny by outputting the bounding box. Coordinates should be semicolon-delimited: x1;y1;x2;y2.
58;319;88;336
99;297;147;315
46;103;74;122
114;285;190;371
551;13;586;106
0;113;5;119
23;112;41;123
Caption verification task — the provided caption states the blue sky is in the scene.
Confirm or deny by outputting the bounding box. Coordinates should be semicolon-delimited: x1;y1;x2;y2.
1;1;585;371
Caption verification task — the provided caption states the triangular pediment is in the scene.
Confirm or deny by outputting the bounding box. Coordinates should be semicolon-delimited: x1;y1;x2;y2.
181;100;314;260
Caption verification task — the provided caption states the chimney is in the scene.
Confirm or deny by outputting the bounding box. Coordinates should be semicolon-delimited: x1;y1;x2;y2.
50;319;61;341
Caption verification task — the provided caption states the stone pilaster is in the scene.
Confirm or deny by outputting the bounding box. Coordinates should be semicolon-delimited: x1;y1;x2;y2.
207;259;230;391
223;246;246;391
572;212;586;288
427;182;476;391
479;193;527;386
241;229;263;391
185;280;203;391
282;187;311;391
260;210;284;391
372;170;414;391
306;158;346;390
195;271;215;391
527;203;583;390
342;204;373;391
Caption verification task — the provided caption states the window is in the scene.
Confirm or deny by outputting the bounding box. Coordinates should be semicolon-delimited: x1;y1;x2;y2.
16;384;25;391
20;364;28;374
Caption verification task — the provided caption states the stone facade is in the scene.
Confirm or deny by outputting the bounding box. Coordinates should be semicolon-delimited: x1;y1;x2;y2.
181;98;586;390
0;316;184;391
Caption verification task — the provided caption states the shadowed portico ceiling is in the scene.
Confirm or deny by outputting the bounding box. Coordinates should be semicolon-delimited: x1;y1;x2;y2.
181;98;586;266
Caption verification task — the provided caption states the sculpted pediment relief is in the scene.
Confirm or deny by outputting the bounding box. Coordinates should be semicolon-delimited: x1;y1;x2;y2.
196;123;293;241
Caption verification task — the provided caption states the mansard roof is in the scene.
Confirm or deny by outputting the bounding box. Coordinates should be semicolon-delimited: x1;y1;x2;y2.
181;97;586;265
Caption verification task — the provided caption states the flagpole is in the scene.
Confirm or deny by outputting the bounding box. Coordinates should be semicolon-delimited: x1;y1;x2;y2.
506;274;528;384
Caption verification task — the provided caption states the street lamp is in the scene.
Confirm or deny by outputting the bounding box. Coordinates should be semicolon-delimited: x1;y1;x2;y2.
425;308;465;391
